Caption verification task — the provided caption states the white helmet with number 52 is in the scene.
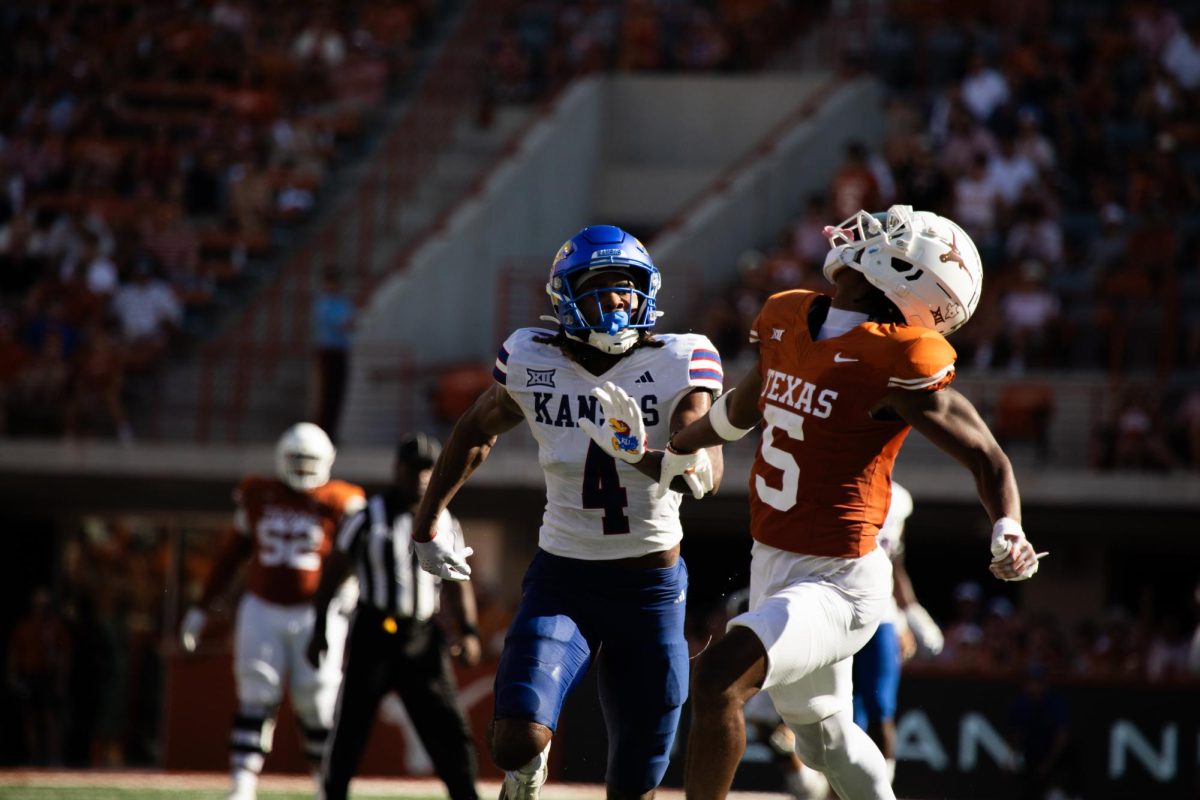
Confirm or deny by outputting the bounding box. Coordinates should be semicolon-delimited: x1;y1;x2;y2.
822;204;983;335
275;422;335;492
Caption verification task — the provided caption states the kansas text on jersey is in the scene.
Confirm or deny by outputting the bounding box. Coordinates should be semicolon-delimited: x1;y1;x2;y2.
495;328;722;560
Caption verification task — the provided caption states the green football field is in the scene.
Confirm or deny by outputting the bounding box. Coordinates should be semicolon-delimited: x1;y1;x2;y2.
0;790;441;800
0;773;787;800
0;774;455;800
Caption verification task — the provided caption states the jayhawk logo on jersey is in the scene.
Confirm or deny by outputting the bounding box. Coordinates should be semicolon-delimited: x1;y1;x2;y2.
749;290;955;559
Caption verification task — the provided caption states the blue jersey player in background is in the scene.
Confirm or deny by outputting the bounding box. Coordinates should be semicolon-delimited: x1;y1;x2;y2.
411;225;725;799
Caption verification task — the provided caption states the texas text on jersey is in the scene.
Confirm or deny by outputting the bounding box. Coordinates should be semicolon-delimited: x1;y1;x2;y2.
234;476;366;605
749;289;955;559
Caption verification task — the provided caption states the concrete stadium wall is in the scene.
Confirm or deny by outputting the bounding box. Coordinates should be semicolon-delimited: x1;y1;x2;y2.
341;78;606;444
340;73;844;445
650;77;884;289
595;74;828;228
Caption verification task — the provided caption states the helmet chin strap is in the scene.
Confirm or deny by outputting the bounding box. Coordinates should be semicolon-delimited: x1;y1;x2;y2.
584;328;638;354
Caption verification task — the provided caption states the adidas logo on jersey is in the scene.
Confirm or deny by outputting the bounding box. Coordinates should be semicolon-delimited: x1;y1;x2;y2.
634;371;654;384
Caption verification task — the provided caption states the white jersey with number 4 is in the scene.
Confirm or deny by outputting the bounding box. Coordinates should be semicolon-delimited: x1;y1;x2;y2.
494;328;723;560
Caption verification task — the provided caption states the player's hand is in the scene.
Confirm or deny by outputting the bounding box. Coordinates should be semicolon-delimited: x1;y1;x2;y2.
656;446;714;500
305;627;328;669
179;607;207;653
414;535;474;582
450;633;482;667
989;523;1044;581
578;381;647;464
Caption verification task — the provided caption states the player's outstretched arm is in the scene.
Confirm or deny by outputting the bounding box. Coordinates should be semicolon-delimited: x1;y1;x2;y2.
885;386;1042;581
893;551;944;656
668;387;725;493
411;382;524;551
180;528;254;652
667;364;764;454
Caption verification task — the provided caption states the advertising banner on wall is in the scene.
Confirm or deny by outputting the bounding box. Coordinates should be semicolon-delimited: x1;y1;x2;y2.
557;671;1200;799
166;655;1199;799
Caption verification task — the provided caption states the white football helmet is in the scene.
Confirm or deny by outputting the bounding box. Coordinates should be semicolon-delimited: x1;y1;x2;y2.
822;204;982;335
275;422;335;492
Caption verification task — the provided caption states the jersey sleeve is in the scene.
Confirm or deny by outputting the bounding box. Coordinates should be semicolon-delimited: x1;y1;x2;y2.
493;338;513;386
494;328;541;387
887;331;957;392
749;305;766;344
686;336;723;393
749;290;810;345
331;482;367;517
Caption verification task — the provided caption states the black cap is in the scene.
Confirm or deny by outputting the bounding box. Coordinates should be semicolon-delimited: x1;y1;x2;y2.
396;432;441;468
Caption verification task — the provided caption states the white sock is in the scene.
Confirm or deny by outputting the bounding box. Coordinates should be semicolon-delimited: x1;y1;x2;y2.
230;767;258;796
507;741;550;786
885;757;896;784
784;762;830;800
789;710;895;800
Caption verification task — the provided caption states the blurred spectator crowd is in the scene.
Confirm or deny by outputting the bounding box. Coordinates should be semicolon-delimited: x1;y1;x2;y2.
700;0;1200;471
0;0;439;440
910;579;1200;685
3;513;520;768
682;578;1200;689
482;0;813;103
7;519;171;767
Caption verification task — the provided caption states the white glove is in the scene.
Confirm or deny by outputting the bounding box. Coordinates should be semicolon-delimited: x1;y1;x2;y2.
657;446;714;500
180;607;207;653
904;603;944;656
577;382;647;464
414;534;474;582
989;518;1043;582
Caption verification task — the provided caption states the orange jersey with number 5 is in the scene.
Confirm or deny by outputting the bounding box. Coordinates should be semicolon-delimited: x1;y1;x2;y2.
748;290;956;558
234;476;366;605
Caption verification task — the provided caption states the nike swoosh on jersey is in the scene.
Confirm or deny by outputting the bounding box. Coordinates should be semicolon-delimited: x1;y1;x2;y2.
833;353;860;363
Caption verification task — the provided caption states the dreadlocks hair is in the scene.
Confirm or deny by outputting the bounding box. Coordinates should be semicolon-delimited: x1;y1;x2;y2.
533;327;664;355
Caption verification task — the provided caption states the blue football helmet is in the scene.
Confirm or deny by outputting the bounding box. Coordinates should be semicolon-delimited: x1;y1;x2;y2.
543;225;662;354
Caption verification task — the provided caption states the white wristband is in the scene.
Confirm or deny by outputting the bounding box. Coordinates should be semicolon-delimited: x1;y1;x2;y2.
992;517;1023;538
710;390;756;442
990;516;1024;559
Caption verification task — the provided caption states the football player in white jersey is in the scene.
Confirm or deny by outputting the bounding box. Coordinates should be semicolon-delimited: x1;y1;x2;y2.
851;483;943;786
410;225;725;799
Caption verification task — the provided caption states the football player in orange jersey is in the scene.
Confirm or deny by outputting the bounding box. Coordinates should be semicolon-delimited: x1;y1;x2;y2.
585;206;1044;800
179;422;366;800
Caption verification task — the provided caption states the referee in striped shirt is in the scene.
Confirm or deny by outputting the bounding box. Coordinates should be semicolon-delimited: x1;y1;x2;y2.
307;433;480;800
